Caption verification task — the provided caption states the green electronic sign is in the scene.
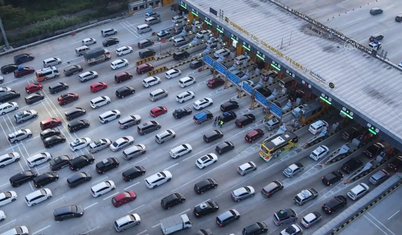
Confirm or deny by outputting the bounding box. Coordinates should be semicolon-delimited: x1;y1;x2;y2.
180;2;187;9
242;41;251;51
256;50;265;61
340;107;353;119
216;25;224;34
204;17;212;26
367;123;380;135
320;93;332;105
191;9;199;17
271;60;281;71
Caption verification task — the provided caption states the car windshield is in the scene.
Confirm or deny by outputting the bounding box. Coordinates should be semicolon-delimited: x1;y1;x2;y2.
284;167;293;174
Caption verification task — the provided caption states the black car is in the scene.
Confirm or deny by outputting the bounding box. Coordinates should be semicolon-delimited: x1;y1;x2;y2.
67;119;90;133
235;114;256;128
102;37;119;47
33;172;59;188
95;157;120;174
194;178;218;194
67;172;92;188
9;170;38;187
139;48;156;59
189;59;203;69
14;53;35;65
115;86;135;98
63;65;83;76
173;51;190;60
242;222;269;235
220;100;239;112
322;195;348;214
0;90;21;103
322;170;344;186
161;193;186;209
40;128;61;140
173;107;192;119
49;82;69;94
1;64;18;74
342;158;363;174
53;205;84;221
122;166;146;181
69;154;95;171
369;34;384;42
215;141;235;155
363;142;385;158
64;107;86;121
370;8;383;15
49;155;72;171
219;111;237;122
203;130;224;143
193;200;219;218
43;134;66;148
25;92;44;104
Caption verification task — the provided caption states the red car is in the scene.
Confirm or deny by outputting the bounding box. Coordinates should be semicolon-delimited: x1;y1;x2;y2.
58;93;79;105
207;77;225;88
14;66;35;78
25;83;43;94
245;129;264;143
150;106;168;117
90;82;107;93
111;190;136;207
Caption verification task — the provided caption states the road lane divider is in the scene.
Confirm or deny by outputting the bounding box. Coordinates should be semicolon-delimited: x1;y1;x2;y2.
124;181;140;191
32;225;51;235
84;202;98;210
128;204;145;213
47;196;65;206
103;192;120;201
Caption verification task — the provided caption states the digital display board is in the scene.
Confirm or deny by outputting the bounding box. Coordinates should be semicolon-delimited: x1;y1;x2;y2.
204;17;212;26
320;93;332;105
180;1;187;9
301;80;312;89
285;69;295;78
271;60;281;71
367;123;380;135
216;25;224;34
191;9;198;17
340;107;353;119
231;33;238;42
242;41;251;51
256;50;265;61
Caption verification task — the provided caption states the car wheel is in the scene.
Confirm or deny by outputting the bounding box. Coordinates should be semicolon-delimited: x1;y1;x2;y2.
12;198;17;202
104;120;109;124
152;185;157;189
121;95;125;98
236;199;240;202
250;194;254;197
0;165;4;168
48;195;52;199
167;178;171;182
116;115;120;118
32;203;36;206
112;187;116;190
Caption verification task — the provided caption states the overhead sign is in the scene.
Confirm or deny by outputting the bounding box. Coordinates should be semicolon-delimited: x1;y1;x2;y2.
204;17;212;26
227;71;240;85
256;50;265;61
285;69;295;78
203;54;214;67
270;102;282;118
340;107;353;119
215;62;227;75
242;41;251;51
191;9;199;17
320;93;332;105
271;60;281;71
241;82;253;96
367;123;380;135
254;90;268;107
216;25;224;34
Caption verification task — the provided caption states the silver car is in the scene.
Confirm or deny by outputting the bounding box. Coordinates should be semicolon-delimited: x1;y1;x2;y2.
78;71;98;82
231;186;255;202
237;161;257;176
283;163;304;177
8;129;32;144
89;138;112;153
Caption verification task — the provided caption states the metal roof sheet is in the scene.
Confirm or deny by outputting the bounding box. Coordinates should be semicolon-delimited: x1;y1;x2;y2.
186;0;402;145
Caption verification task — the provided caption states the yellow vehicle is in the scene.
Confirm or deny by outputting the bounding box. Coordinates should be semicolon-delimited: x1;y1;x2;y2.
259;131;298;162
292;99;329;124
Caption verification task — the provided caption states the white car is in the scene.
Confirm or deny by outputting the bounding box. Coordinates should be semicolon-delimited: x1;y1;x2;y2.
0;152;20;168
116;46;133;57
110;136;135;152
0;191;17;206
70;137;92;151
99;110;121;123
169;144;192;159
90;96;111;109
25;188;52;207
193;97;213;110
309;145;329;161
213;48;231;59
82;37;96;45
144;170;172;189
165;69;181;79
176;91;195;103
172;15;185;23
78;71;98;82
196;30;211;40
27;152;52;168
0;87;11;92
91;180;116;197
309;120;328;135
142;76;161;88
0;102;19;115
196;153;218;169
399;61;402;68
0;210;5;221
110;59;129;70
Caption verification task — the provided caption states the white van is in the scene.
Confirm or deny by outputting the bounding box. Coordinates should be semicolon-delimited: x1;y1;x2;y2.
114;213;141;232
75;46;90;56
179;76;196;88
0;102;18;115
137;24;152;34
25;188;52;206
35;66;60;82
309;120;328;135
43;57;62;67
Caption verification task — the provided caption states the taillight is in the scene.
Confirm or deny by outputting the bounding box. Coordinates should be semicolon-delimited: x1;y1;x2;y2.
327;182;330;185
120;125;124;128
266;193;269;196
69;184;72;187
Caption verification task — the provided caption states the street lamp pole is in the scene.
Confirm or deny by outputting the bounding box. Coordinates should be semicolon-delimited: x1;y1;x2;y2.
0;16;10;49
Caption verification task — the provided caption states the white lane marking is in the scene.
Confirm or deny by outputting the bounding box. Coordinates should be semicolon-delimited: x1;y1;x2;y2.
164;163;178;170
0;183;9;188
47;196;65;206
151;223;160;228
0;219;16;229
388;210;400;220
195;198;211;205
137;230;148;235
103;192;120;201
92;176;109;185
84;202;98;210
178;208;190;215
124;181;140;191
128;204;145;213
32;225;51;235
366;212;396;235
363;215;389;235
82;226;100;234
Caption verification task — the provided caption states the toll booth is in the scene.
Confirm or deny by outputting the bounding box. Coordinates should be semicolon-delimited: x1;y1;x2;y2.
291;99;329;124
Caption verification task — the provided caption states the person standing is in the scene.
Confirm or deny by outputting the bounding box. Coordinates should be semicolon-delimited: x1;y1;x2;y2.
213;117;218;127
219;120;224;128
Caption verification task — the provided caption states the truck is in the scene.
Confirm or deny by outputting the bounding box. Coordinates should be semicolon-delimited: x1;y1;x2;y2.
83;47;111;65
193;110;213;124
160;213;192;235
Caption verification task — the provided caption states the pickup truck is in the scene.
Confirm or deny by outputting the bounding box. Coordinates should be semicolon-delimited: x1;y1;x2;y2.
322;195;347;214
294;188;318;206
83;48;111;65
160;213;192;235
193;110;213;124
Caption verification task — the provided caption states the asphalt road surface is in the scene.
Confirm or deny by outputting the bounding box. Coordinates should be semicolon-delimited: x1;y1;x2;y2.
278;0;402;64
0;5;396;235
